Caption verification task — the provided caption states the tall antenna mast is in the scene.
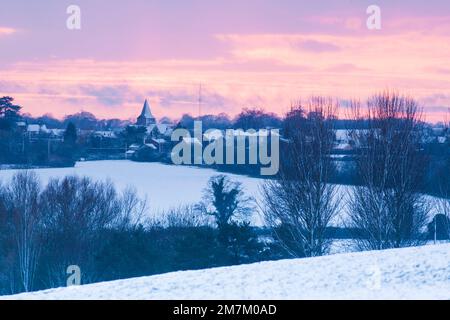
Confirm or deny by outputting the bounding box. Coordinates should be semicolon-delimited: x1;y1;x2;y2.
198;83;202;118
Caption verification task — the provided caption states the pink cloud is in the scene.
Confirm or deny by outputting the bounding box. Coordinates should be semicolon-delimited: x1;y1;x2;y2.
292;39;341;53
2;26;450;122
0;27;16;37
302;16;364;31
384;16;450;35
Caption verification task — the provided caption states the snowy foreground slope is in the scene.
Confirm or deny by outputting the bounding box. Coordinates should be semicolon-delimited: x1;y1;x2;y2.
5;244;450;300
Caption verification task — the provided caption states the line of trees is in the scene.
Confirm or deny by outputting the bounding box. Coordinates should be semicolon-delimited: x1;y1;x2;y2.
262;92;449;257
0;173;146;293
0;172;273;295
0;96;80;166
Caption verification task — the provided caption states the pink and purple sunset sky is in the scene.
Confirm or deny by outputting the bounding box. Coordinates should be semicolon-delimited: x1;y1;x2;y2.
0;0;449;122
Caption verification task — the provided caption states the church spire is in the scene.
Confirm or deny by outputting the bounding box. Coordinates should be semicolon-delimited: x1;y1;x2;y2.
137;99;156;126
140;99;154;118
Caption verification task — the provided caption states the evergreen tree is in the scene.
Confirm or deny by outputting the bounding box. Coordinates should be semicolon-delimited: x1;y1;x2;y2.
0;96;21;119
64;122;77;145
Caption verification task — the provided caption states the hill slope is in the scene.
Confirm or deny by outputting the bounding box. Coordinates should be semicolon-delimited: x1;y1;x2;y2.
4;244;450;300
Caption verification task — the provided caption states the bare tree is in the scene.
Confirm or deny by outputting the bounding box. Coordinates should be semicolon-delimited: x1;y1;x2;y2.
262;97;341;257
39;176;146;287
3;172;43;292
348;92;430;250
0;181;13;294
154;204;214;228
114;186;147;231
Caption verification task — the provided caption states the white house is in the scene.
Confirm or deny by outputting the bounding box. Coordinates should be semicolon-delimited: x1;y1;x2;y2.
27;124;49;135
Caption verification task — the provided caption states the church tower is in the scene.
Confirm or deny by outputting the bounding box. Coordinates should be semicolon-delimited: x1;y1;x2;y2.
137;99;156;126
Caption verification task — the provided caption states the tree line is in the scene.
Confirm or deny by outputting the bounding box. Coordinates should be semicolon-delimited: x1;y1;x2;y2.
263;92;450;257
0;172;276;295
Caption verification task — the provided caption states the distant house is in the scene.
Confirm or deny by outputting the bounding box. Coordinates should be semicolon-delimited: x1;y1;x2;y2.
142;123;173;140
334;129;354;151
126;142;160;161
333;129;369;151
125;150;135;159
125;143;141;159
48;129;65;139
93;131;118;139
143;143;157;151
437;136;447;144
27;124;49;135
156;123;173;138
128;143;141;151
425;126;449;144
150;138;171;153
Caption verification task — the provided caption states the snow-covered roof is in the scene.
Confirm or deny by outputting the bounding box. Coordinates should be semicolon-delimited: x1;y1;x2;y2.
143;143;157;150
432;127;445;135
438;136;447;144
335;129;350;141
156;123;170;134
94;131;117;138
231;129;279;137
334;143;353;150
163;128;173;137
49;129;65;136
27;124;40;132
129;143;141;150
334;129;369;142
151;138;167;144
146;124;157;132
27;124;48;133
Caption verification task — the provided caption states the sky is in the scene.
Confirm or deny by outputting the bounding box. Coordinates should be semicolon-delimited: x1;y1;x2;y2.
0;0;450;122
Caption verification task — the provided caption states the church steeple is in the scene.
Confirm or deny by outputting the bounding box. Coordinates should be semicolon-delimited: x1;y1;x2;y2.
137;99;156;126
140;99;153;118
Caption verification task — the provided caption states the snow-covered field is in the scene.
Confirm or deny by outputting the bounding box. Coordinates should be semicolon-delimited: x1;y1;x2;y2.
0;160;264;225
0;160;439;227
0;162;447;299
4;244;450;300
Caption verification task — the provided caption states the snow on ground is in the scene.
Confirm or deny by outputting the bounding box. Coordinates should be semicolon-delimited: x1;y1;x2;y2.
0;160;264;225
0;160;439;226
4;244;450;300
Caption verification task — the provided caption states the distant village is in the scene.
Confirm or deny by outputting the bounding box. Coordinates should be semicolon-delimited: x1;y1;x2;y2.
13;99;450;165
0;95;449;196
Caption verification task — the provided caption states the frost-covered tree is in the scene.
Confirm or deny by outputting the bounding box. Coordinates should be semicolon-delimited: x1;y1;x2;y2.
348;92;430;250
262;97;340;258
4;172;43;292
